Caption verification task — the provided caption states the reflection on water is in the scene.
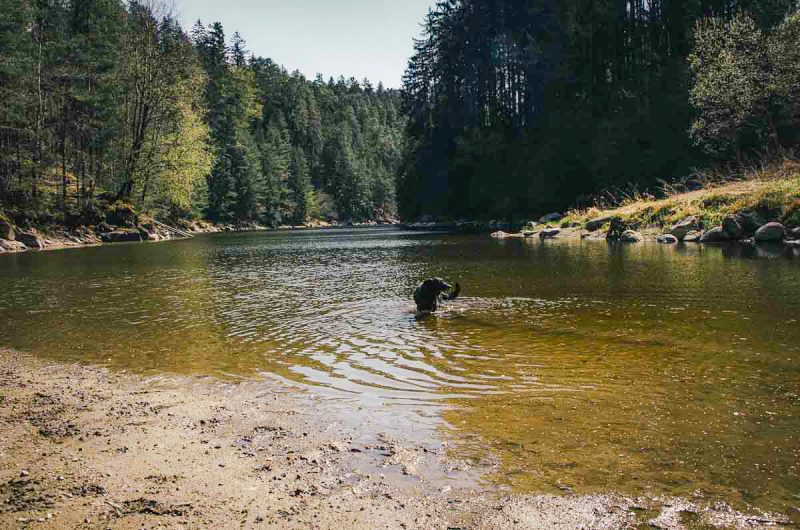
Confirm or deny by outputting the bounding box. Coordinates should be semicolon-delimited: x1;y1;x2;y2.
1;228;798;513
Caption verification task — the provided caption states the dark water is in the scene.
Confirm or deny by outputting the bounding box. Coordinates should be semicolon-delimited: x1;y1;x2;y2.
1;227;799;513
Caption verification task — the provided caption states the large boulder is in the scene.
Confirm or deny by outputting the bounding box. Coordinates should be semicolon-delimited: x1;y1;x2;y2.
539;228;561;239
700;226;728;243
670;217;699;241
684;230;703;242
539;212;563;224
722;214;744;239
15;230;46;249
0;239;27;252
620;230;643;243
0;214;15;241
585;215;615;231
657;234;679;244
754;222;785;242
100;230;143;243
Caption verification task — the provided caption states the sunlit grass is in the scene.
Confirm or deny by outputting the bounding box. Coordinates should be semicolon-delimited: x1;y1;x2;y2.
564;158;800;230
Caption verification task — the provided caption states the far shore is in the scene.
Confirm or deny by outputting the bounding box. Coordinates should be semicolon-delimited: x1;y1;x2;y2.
0;218;403;257
4;159;799;259
0;350;793;529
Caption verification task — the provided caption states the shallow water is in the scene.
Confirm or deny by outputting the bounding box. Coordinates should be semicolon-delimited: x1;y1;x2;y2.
1;227;798;513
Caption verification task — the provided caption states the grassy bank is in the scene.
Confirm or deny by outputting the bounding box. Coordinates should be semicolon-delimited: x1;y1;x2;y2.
561;159;800;234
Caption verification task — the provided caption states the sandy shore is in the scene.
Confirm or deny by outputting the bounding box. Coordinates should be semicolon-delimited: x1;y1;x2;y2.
0;350;792;529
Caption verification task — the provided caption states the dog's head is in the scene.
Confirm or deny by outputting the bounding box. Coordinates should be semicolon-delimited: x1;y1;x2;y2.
422;277;452;294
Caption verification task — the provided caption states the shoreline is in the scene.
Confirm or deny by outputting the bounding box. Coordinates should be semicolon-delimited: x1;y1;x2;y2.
0;219;402;257
0;350;793;529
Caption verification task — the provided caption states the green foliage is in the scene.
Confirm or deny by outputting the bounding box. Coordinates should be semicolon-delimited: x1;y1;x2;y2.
154;84;213;213
0;4;404;225
690;10;800;157
690;14;770;155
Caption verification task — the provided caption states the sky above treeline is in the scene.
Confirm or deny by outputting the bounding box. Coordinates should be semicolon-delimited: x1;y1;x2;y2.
173;0;435;88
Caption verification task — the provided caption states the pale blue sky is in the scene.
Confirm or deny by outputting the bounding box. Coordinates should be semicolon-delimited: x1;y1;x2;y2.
173;0;435;88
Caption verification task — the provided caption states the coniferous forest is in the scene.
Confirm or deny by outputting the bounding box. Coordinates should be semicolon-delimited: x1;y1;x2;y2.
1;0;799;225
400;0;800;220
0;0;405;226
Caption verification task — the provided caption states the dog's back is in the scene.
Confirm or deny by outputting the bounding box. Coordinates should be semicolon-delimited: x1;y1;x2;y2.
413;280;437;311
413;278;459;314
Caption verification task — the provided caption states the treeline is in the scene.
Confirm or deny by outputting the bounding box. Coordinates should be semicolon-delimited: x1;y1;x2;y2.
0;0;405;226
0;0;207;220
400;0;800;220
191;22;405;224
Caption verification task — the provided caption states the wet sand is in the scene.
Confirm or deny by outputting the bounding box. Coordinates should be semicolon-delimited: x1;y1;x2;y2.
0;349;792;529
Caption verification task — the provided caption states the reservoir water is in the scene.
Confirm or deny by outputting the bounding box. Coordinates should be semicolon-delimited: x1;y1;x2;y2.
1;227;798;514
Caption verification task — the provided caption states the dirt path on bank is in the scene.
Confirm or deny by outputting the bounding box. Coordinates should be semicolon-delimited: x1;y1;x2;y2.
0;350;792;529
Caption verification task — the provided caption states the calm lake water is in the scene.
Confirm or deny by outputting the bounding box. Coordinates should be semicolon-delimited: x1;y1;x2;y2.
1;227;799;514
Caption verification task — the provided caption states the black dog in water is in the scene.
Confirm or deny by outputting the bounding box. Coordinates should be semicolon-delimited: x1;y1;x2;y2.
413;278;461;318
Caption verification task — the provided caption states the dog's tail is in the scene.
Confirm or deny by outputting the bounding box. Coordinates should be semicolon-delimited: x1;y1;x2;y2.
443;282;461;301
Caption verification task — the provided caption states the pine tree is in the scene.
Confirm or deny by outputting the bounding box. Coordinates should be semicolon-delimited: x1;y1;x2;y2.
257;118;291;225
288;147;311;224
231;31;247;68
